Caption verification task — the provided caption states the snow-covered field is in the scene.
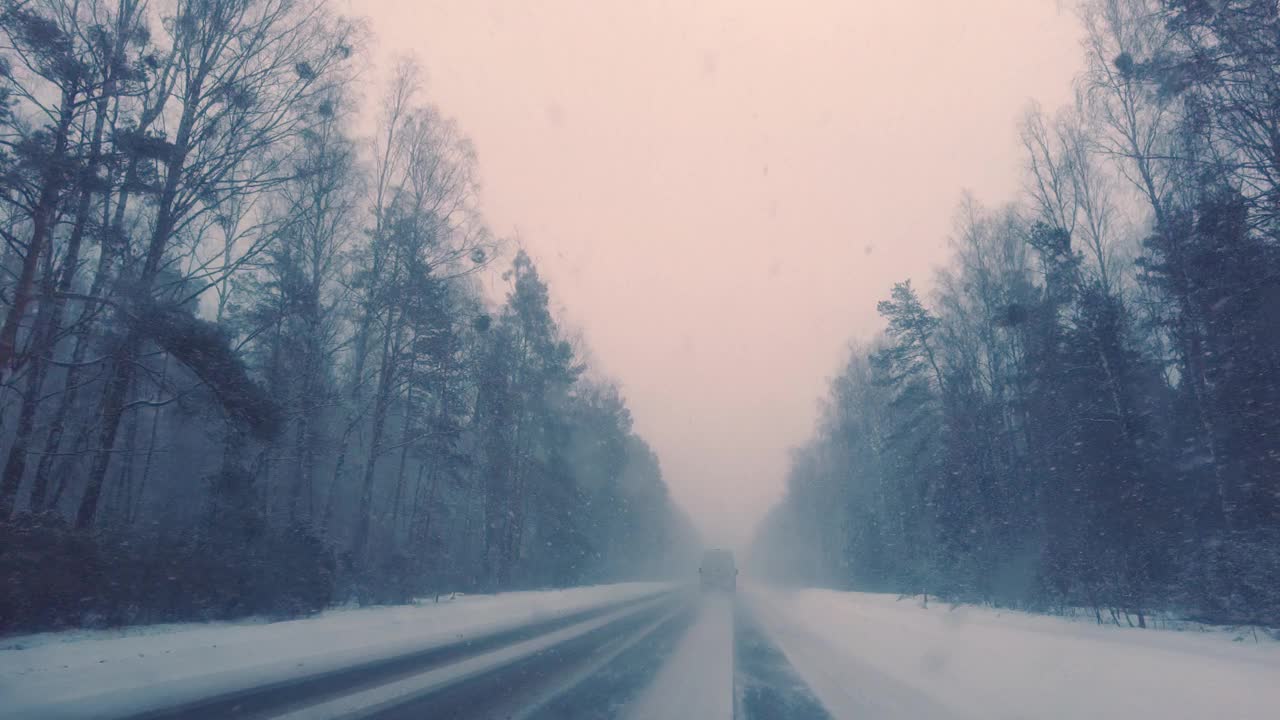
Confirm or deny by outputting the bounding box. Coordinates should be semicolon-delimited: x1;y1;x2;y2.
748;586;1280;720
0;582;670;720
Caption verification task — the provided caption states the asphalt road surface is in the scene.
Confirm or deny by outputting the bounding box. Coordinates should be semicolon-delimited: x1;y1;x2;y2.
107;588;829;720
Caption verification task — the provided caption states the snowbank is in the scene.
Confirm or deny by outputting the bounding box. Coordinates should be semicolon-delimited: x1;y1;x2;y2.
748;586;1280;720
0;582;670;719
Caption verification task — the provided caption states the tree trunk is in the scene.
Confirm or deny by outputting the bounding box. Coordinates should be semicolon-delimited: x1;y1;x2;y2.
0;90;75;381
324;427;353;536
2;57;118;518
135;355;167;525
75;47;203;529
110;406;141;527
291;405;313;524
30;185;128;512
0;352;50;517
75;338;136;529
352;308;399;559
390;357;416;539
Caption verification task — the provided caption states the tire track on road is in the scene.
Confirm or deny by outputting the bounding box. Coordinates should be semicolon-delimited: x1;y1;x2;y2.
734;595;832;720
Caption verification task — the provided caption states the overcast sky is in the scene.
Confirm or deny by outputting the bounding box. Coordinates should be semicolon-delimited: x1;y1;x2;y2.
353;0;1084;548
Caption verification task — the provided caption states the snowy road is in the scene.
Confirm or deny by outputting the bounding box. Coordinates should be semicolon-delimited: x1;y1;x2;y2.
4;583;1279;719
622;593;734;719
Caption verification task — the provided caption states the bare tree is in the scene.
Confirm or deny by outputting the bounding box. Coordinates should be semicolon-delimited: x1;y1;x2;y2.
77;0;356;529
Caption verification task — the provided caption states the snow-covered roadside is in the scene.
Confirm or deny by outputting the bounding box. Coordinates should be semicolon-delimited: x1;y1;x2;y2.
748;586;1280;720
0;582;671;720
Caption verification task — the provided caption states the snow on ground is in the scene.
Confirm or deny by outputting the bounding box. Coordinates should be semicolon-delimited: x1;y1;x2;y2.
0;582;669;720
748;585;1280;720
623;593;734;720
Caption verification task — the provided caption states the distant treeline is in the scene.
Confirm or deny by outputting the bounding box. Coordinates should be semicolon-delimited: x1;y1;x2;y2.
0;0;695;635
753;0;1280;627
